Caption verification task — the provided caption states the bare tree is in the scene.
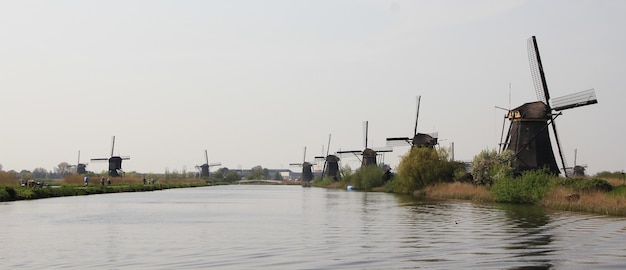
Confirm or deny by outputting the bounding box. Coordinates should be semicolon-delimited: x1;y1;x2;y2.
56;162;71;176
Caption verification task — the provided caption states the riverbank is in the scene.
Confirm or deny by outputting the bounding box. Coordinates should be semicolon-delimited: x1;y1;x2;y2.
418;180;626;216
312;176;626;217
0;182;209;202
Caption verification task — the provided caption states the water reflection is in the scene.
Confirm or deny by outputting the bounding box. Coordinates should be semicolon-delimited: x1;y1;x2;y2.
1;186;625;269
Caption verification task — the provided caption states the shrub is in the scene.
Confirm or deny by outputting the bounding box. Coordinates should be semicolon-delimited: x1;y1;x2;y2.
352;165;384;191
391;147;456;194
595;171;625;179
491;170;557;204
470;149;515;185
561;178;613;192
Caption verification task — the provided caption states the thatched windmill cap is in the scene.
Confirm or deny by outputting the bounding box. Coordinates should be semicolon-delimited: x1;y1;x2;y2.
508;101;550;120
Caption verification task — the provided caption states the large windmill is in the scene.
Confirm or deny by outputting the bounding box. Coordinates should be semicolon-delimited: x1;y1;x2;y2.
289;146;314;183
90;136;130;177
386;96;439;148
500;36;598;176
196;150;221;178
338;121;392;167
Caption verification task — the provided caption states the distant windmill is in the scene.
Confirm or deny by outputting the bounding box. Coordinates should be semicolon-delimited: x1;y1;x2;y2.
338;121;392;167
314;134;341;180
289;146;314;182
90;136;130;177
75;150;88;174
196;150;221;178
500;36;598;176
386;96;439;148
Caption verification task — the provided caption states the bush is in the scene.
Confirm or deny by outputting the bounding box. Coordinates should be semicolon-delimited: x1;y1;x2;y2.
470;149;515;185
491;170;557;204
390;147;456;194
595;171;625;179
352;165;384;191
561;178;613;192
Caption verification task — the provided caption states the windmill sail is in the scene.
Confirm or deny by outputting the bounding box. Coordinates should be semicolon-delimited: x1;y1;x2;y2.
551;88;598;111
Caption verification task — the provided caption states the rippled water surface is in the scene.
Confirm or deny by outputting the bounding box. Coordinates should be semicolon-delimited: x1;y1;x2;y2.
1;185;626;269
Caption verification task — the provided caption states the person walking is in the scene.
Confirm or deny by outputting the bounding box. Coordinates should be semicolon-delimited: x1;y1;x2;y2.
84;176;89;187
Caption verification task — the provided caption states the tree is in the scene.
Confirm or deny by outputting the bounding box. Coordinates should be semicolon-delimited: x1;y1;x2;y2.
20;170;32;180
247;165;265;180
392;147;456;194
32;167;48;179
56;162;72;176
224;171;241;182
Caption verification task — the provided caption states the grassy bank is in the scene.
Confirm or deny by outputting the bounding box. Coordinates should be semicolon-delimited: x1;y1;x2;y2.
415;177;626;216
0;176;209;202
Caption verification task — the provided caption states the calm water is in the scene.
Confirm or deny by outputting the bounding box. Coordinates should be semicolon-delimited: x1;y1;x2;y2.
1;185;626;269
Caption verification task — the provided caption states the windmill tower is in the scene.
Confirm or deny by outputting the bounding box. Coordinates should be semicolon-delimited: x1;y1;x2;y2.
313;134;342;180
501;36;598;176
387;96;439;148
338;121;392;167
196;150;221;178
75;150;87;174
90;136;130;177
289;146;314;182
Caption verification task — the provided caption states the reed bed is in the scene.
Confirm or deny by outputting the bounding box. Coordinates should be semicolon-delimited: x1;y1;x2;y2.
541;186;626;216
422;182;493;202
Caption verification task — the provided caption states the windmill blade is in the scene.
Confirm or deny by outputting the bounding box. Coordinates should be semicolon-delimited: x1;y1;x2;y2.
551;88;598;111
208;162;221;167
90;158;108;162
337;150;363;155
110;136;116;157
204;150;209;164
527;36;550;104
363;121;369;148
372;146;393;153
289;163;303;167
386;137;412;147
314;156;325;162
414;95;421;135
549;116;569;177
120;156;131;160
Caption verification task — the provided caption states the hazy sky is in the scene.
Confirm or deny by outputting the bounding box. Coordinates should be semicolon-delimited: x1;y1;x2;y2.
1;0;624;175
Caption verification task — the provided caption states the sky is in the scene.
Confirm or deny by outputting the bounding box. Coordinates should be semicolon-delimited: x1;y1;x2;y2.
1;0;625;175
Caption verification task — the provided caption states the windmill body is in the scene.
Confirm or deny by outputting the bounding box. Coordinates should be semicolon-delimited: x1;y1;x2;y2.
505;101;559;174
289;147;315;182
323;155;341;180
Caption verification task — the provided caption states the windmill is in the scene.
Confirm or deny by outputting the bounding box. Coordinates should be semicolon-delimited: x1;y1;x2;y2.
314;134;341;180
337;121;392;167
386;96;439;148
196;150;221;178
571;149;587;177
74;150;88;174
90;136;130;177
289;146;314;183
500;36;598;176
